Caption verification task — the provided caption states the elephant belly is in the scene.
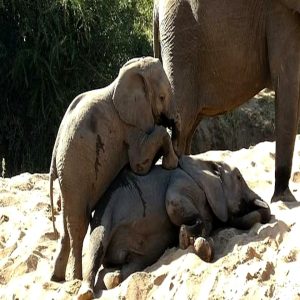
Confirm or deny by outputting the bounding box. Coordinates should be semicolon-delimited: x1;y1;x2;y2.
162;0;270;115
103;219;177;268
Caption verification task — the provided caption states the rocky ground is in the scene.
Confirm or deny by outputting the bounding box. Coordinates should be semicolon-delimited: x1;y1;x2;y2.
0;136;300;299
192;89;276;153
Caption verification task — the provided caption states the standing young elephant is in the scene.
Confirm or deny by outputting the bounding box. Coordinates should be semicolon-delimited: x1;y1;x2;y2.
77;155;271;299
153;0;300;202
49;57;181;281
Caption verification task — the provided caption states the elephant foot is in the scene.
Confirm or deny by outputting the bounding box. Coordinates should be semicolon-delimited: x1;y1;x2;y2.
271;188;297;203
77;282;94;300
103;270;121;289
50;273;65;283
162;152;178;170
179;224;193;249
193;237;214;262
179;221;205;250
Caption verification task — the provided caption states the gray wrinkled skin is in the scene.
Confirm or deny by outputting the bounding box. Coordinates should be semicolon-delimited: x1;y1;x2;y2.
78;155;270;298
153;0;300;202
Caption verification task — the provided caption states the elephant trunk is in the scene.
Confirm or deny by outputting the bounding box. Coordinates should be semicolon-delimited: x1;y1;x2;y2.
159;106;181;156
229;198;271;230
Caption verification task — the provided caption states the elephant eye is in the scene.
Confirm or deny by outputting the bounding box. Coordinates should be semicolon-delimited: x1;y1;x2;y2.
159;95;165;102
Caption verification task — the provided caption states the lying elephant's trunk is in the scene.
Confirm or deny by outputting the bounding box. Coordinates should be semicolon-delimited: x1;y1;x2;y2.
229;198;271;230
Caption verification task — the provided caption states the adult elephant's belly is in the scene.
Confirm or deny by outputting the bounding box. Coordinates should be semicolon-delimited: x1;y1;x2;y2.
167;0;271;116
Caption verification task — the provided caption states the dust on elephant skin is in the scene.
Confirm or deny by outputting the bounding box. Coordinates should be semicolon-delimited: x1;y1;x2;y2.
94;134;105;180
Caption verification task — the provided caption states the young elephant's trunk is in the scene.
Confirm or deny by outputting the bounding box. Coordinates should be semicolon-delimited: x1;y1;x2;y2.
229;199;271;230
161;103;181;156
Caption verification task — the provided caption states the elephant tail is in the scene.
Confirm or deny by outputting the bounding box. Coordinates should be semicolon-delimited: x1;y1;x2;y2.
49;158;58;236
153;0;161;60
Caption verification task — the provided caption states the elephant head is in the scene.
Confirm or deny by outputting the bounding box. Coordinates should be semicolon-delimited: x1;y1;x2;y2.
112;57;181;138
179;155;271;229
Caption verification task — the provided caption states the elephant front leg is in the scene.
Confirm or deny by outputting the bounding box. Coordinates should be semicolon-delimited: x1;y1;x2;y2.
128;126;178;175
166;189;214;261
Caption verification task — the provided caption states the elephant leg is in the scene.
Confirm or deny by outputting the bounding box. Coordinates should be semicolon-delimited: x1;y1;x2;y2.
268;3;300;202
120;260;148;282
184;115;203;154
128;126;178;174
166;194;202;227
78;226;107;300
272;77;299;202
166;190;214;261
98;259;147;290
51;209;70;282
166;191;211;240
179;222;205;249
98;268;121;290
174;115;195;156
67;207;90;280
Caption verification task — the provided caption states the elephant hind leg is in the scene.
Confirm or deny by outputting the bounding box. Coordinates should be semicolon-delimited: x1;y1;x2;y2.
67;211;89;280
272;70;299;203
51;210;70;282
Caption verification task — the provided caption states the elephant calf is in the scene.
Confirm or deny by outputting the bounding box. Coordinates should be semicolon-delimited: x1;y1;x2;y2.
77;155;271;299
49;57;181;281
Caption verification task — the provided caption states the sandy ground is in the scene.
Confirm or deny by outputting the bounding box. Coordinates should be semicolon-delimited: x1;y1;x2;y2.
0;136;299;299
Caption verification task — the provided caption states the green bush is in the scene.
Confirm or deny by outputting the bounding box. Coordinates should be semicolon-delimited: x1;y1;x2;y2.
0;0;153;176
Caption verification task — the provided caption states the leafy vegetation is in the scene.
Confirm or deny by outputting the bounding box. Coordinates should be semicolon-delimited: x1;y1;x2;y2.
0;0;153;176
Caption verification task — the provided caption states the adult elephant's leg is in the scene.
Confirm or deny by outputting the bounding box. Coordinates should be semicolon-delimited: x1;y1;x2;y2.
51;207;70;281
173;102;200;155
269;3;300;202
162;43;200;156
184;115;203;154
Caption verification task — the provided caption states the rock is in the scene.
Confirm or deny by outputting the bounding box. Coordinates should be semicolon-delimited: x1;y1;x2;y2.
292;171;300;183
191;89;299;154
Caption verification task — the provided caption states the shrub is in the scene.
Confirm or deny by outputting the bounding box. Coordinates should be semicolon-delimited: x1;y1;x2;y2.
0;0;152;176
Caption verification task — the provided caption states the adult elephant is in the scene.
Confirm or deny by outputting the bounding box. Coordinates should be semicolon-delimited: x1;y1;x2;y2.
153;0;300;202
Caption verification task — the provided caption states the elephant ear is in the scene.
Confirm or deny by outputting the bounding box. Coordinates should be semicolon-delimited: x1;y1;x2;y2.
112;61;154;133
179;155;228;222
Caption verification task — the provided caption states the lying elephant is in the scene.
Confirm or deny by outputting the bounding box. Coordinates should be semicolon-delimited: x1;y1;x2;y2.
49;57;181;281
77;155;271;299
